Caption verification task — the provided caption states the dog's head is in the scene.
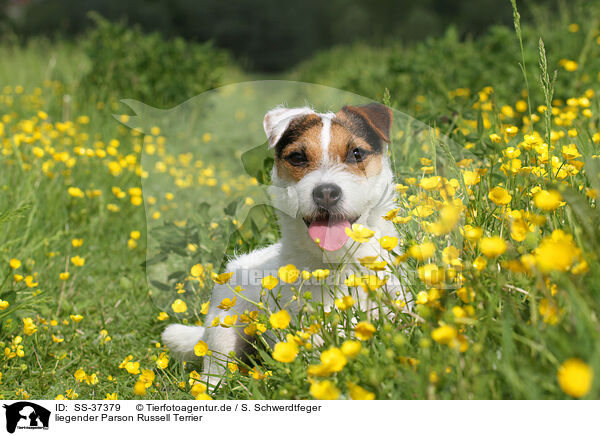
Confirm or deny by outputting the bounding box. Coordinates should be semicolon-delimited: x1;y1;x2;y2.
264;103;394;252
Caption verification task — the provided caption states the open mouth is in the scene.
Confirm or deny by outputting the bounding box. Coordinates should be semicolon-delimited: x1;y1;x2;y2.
303;211;359;252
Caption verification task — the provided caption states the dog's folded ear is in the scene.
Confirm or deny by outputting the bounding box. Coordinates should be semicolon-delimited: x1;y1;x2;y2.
263;106;316;149
338;102;393;144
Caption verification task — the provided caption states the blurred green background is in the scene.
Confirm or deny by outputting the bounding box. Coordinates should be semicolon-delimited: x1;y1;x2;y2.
2;0;559;71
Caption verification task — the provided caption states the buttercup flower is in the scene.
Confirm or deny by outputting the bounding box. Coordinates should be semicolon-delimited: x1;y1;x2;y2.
310;380;340;400
278;264;300;283
194;340;208;356
479;237;507;258
171;299;187;313
488;186;512;205
261;275;279;290
355;321;376;340
557;358;593;398
269;310;291;329
272;341;299;363
534;189;563;211
345;223;375;243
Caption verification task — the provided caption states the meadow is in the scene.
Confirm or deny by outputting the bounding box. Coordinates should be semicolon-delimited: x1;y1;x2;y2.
0;1;599;400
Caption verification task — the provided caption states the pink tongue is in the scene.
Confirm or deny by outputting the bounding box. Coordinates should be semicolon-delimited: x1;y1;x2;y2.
308;219;351;251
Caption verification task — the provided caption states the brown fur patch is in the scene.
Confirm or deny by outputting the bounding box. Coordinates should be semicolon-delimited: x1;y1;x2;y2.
329;117;383;178
274;110;386;182
275;120;323;182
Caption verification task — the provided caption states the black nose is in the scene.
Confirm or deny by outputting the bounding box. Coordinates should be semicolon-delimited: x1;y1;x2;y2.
312;183;342;210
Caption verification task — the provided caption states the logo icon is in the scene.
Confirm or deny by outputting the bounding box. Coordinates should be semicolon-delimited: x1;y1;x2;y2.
3;402;50;433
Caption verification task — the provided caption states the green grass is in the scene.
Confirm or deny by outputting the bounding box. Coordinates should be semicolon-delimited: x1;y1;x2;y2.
1;1;600;400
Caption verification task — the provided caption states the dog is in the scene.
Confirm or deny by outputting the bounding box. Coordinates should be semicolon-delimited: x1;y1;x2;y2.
162;102;402;383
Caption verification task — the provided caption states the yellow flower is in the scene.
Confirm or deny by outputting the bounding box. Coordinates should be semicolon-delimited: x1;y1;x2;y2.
228;362;239;373
217;297;236;311
261;275;279;290
190;264;205;278
510;219;528;242
119;354;134;369
562;59;578;71
378;236;398;251
157;312;169;321
442;246;461;266
462;170;480;186
0;300;9;310
71;255;85;267
190;381;208;398
463;225;483;242
24;275;38;288
418;264;445;286
222;315;238;327
171;299;187;313
269;310;291;329
139;369;155;387
479;237;507;258
345;274;364;288
355;321;376;341
194;340;209;356
431;324;458;345
562;144;581;161
419;176;441;190
488;186;512;205
125;361;140;375
321;347;347;372
22;318;37;335
345;223;375;243
341;340;362;358
9;258;21;269
408;242;435;261
272;341;299;363
489;133;502;143
70;314;83;323
472;256;487;271
133;380;146;396
534;231;578;273
539;298;560;325
156;352;169;369
59;272;70;280
74;368;87;382
335;295;356;310
68;187;85;198
534;190;563;211
310;380;340;400
415;291;428;305
278;264;300;283
360;274;388;291
104;393;118;400
557;358;593;398
200;301;210;315
211;272;234;285
312;269;330;280
71;238;83;247
382;208;399;220
348;382;375;400
359;257;387;272
249;367;270;380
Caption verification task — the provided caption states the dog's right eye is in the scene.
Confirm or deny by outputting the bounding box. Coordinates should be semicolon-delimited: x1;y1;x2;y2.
285;152;308;166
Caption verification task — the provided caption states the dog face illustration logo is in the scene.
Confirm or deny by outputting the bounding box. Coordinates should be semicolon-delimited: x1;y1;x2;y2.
3;402;50;433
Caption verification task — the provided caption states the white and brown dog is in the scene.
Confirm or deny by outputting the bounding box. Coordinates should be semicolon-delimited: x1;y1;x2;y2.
162;102;401;381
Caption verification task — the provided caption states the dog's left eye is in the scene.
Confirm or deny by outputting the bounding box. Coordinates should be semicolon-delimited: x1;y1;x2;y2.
346;147;368;163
